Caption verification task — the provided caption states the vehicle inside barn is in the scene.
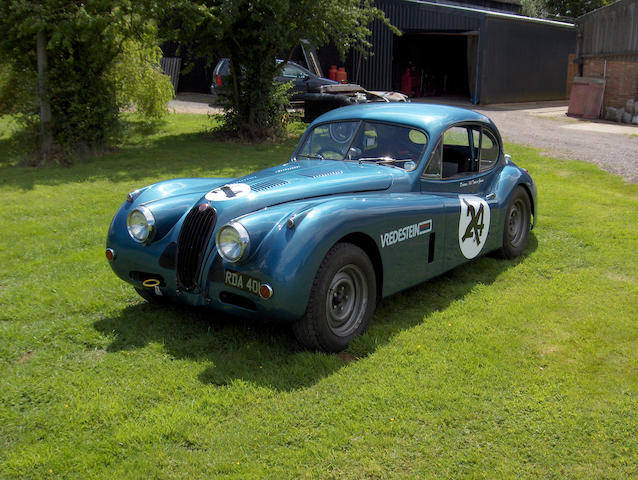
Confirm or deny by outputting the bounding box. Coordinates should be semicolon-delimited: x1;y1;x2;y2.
392;32;478;101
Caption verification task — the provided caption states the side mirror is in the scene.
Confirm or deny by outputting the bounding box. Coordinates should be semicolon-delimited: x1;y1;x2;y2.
347;147;362;160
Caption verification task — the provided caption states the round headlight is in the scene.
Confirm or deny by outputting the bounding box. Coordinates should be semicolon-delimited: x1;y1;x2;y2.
127;206;155;243
215;222;250;263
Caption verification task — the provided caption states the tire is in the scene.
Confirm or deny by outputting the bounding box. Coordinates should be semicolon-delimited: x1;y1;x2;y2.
499;186;531;259
134;287;168;305
293;243;376;352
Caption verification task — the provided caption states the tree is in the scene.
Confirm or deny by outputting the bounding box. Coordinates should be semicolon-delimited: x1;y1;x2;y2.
165;0;395;139
545;0;608;17
0;0;174;163
521;0;609;18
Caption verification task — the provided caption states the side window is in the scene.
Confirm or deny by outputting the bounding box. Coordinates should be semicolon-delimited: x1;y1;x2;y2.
422;141;442;178
423;125;499;180
441;126;474;178
479;129;499;172
443;126;470;147
282;64;305;78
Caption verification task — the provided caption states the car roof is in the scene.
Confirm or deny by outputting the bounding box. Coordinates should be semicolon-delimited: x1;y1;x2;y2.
311;103;495;134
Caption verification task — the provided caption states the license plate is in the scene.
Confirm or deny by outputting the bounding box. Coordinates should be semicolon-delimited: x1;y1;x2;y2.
223;270;261;296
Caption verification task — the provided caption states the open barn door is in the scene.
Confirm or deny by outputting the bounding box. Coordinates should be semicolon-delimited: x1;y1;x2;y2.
392;31;479;103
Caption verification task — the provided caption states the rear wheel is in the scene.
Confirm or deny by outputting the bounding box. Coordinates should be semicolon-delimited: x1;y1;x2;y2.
499;186;531;259
293;243;376;352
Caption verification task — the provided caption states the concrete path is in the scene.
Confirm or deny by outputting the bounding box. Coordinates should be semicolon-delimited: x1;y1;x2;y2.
168;93;222;115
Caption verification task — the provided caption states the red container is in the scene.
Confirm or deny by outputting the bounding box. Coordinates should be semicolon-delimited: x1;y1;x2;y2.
328;65;338;81
336;67;347;84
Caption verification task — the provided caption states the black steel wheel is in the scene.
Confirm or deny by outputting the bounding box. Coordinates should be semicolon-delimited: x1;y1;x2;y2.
293;243;376;352
499;186;531;259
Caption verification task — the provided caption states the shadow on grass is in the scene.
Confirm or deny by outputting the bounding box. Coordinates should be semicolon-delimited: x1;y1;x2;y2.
94;234;538;392
0;128;299;191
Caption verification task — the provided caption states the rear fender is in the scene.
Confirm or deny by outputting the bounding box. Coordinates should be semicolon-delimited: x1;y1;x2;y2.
490;164;538;240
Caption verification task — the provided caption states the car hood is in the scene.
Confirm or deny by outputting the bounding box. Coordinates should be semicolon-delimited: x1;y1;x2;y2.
200;159;401;222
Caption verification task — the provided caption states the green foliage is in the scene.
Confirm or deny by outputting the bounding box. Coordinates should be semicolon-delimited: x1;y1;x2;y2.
546;0;609;17
522;0;609;18
114;39;175;119
0;114;637;477
0;0;173;161
521;0;550;17
0;65;41;162
217;79;293;140
0;64;36;116
166;0;395;140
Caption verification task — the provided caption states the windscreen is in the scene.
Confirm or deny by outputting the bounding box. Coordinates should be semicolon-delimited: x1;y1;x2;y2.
296;121;428;171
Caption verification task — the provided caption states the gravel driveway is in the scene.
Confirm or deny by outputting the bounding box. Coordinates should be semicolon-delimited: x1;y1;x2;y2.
473;102;638;183
169;94;638;183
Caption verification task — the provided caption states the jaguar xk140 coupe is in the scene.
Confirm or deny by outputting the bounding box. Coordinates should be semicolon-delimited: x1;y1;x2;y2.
106;103;536;352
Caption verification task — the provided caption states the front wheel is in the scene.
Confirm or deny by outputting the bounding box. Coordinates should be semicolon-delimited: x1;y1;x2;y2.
293;243;376;352
499;186;532;259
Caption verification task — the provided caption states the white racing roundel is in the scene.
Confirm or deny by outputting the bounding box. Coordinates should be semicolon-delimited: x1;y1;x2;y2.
205;183;251;201
458;194;490;259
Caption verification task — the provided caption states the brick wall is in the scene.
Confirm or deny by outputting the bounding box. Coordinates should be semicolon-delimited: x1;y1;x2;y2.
566;53;578;98
582;55;638;110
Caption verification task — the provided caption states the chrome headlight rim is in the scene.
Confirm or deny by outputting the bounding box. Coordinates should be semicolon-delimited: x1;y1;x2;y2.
215;221;250;263
126;205;155;244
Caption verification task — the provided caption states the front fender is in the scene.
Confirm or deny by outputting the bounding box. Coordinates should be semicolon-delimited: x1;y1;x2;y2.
223;194;445;320
106;177;235;286
134;177;236;205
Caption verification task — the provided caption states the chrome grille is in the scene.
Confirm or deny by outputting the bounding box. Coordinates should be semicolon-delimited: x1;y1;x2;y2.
176;205;217;291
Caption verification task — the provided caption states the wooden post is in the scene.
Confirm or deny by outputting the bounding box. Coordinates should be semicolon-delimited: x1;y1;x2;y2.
37;30;52;166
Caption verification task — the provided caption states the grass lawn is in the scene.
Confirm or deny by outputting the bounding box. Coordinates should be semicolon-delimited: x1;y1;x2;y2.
0;114;636;479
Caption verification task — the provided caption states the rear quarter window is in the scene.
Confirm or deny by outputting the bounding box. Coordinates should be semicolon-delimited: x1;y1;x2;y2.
479;129;499;172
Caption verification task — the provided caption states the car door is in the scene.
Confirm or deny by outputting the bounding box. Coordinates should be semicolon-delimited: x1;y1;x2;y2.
419;123;503;269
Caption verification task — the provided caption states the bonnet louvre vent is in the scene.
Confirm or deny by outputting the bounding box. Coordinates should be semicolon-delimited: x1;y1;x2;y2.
275;165;300;173
251;179;288;191
298;170;344;178
176;205;217;291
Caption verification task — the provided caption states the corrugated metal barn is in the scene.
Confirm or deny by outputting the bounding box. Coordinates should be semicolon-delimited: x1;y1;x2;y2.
347;0;577;104
579;0;638;57
576;0;638;110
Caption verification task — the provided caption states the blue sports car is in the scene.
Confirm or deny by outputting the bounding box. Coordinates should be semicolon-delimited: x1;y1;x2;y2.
106;103;536;352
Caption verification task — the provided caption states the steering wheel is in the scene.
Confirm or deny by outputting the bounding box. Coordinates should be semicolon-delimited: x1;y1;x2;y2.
329;123;356;143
